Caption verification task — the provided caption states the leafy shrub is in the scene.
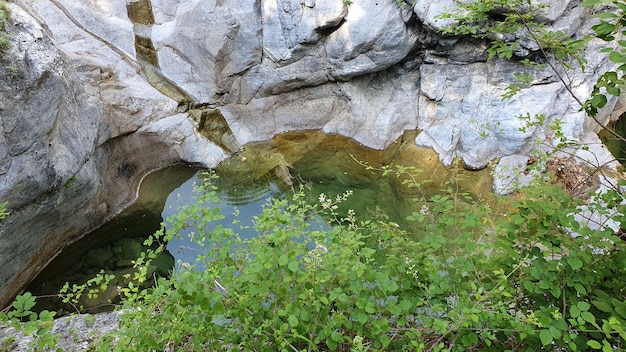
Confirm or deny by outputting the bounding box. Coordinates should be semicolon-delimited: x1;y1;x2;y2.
0;1;10;54
81;169;626;351
0;292;59;351
581;0;626;118
0;201;8;221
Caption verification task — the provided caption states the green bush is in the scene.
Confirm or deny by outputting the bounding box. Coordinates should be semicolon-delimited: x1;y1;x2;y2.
0;201;8;221
0;1;10;54
77;170;626;351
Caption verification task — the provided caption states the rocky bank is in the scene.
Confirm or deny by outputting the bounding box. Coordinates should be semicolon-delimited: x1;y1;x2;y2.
0;0;623;314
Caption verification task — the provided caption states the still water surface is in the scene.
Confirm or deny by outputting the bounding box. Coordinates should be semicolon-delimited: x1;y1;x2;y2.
28;131;496;313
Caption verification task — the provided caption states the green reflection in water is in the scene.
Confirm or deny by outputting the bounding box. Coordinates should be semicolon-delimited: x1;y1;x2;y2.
217;130;496;234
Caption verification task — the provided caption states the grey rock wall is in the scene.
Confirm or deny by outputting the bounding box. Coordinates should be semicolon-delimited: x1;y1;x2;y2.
0;2;227;308
145;0;618;168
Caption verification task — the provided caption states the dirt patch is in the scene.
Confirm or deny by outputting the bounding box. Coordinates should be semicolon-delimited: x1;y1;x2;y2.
547;157;599;200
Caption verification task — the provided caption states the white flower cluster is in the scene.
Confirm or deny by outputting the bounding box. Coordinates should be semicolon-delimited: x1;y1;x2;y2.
318;190;354;210
405;256;419;280
305;242;329;268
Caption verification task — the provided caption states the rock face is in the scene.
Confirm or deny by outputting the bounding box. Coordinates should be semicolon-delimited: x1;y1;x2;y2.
146;0;616;167
0;0;621;311
0;1;227;308
0;311;121;352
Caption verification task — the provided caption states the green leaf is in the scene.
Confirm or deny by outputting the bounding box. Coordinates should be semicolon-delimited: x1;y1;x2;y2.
607;86;621;96
595;12;619;19
213;301;225;315
553;319;568;331
288;315;299;327
387;281;399;293
540;329;553;346
278;254;289;266
570;305;581;318
567;257;583;270
288;260;299;273
365;301;376;314
355;311;368;324
591;300;613;313
581;311;596;325
578;301;591;311
539;279;552;290
590;94;607;109
582;0;602;6
612;299;626;319
593;21;617;38
587;340;602;349
609;51;626;63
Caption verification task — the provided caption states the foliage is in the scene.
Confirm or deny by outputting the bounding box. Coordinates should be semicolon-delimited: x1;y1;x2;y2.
0;265;124;350
438;0;588;67
439;0;626;144
0;1;9;54
581;0;626;118
0;292;59;351
0;201;8;221
57;270;116;313
64;170;625;351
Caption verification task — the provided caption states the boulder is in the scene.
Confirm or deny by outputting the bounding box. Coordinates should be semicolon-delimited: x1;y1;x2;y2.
84;248;114;268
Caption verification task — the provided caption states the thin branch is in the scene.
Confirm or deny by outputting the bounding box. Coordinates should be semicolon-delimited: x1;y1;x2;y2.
520;20;626;144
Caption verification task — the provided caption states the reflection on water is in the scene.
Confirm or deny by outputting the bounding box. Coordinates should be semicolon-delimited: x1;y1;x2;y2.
163;172;285;267
27;130;497;314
